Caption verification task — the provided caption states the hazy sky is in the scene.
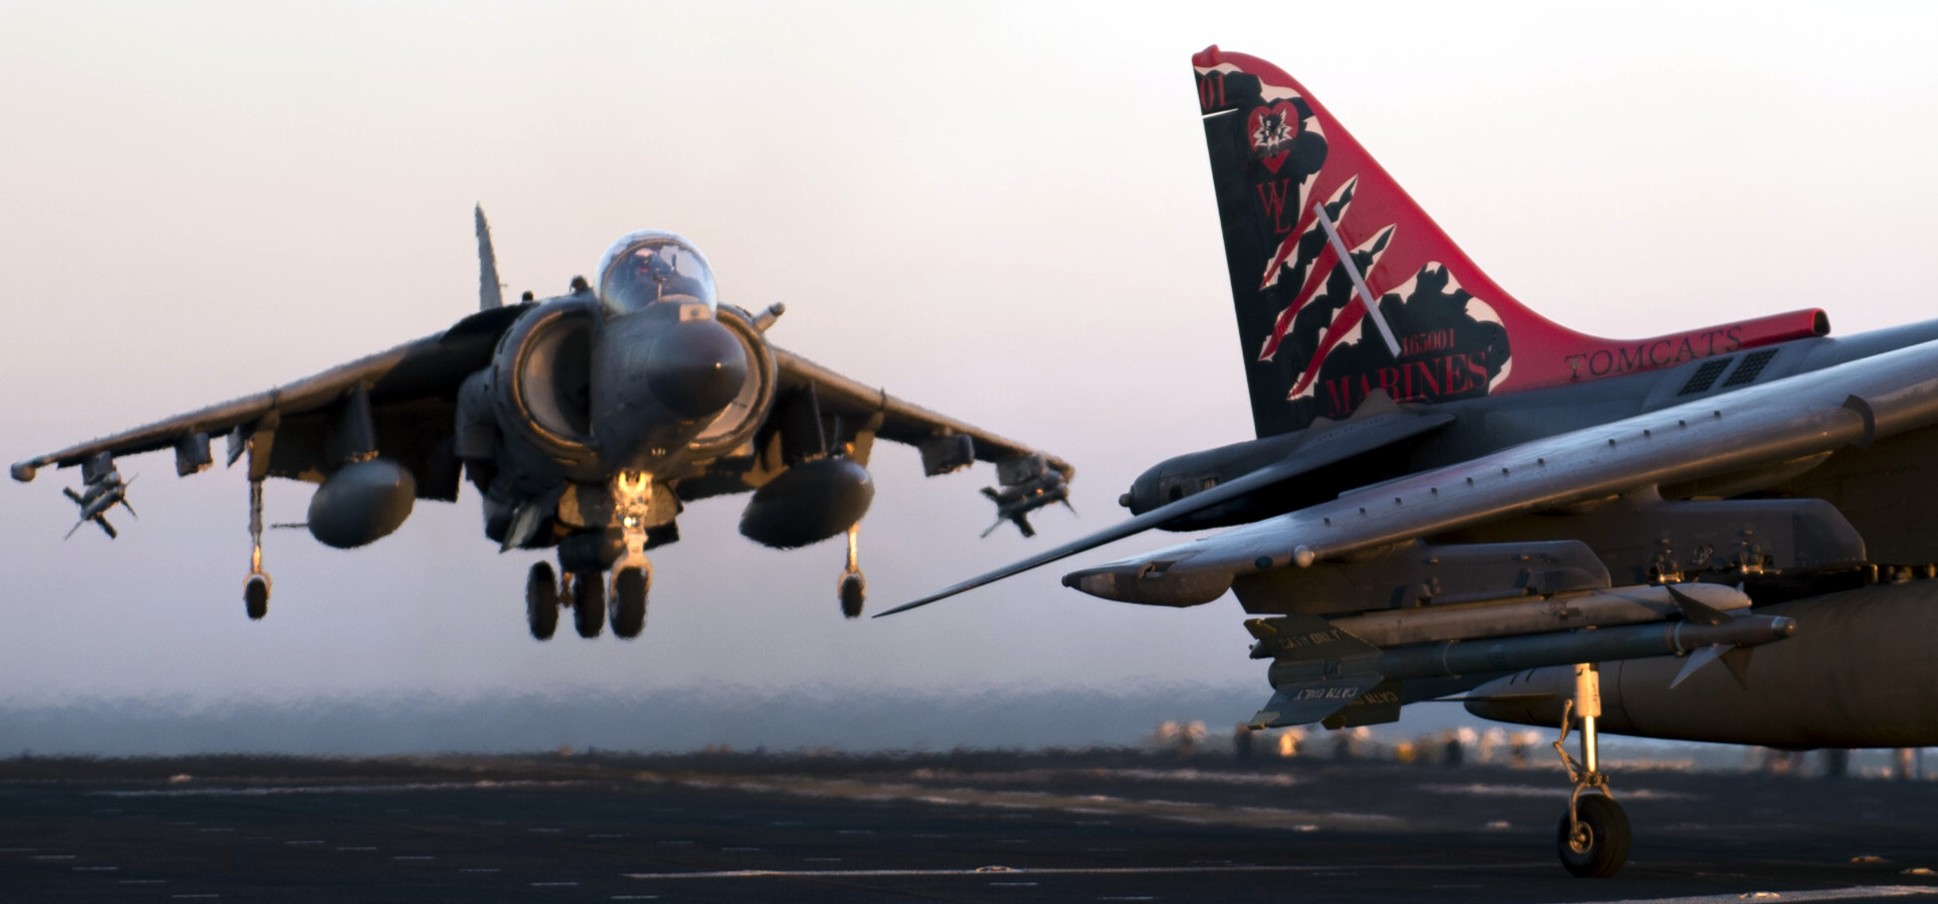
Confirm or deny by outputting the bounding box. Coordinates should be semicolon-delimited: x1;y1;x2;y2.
3;2;1936;711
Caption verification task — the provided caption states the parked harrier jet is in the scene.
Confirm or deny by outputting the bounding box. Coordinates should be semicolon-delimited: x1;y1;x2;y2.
14;210;1073;639
885;47;1938;876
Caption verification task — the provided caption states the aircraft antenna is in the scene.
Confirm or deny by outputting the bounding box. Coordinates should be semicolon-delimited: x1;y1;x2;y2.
1314;201;1401;358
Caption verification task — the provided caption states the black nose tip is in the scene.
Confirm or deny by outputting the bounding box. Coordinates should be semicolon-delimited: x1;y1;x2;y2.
646;319;749;418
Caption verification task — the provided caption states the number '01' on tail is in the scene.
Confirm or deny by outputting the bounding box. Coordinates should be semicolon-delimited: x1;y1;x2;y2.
1192;46;1828;438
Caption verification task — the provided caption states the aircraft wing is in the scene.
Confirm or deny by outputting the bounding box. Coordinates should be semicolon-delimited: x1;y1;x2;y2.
894;338;1938;612
10;306;527;500
772;347;1075;480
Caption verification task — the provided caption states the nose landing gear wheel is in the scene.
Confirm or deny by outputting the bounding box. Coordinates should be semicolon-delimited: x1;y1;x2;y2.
1557;793;1630;878
526;561;559;641
609;566;648;639
1553;663;1627;877
571;571;605;639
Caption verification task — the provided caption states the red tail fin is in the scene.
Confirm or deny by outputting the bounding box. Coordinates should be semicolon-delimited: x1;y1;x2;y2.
1193;47;1828;437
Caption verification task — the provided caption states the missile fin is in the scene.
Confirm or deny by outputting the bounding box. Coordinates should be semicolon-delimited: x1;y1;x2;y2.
1249;668;1386;729
1670;645;1724;688
1665;583;1731;626
1321;678;1406;729
1245;612;1380;663
1720;646;1755;689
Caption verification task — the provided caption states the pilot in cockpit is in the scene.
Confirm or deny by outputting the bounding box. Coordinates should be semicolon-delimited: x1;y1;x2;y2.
597;232;717;317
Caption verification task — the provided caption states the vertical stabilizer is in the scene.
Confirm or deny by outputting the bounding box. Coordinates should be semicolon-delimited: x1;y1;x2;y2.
1193;47;1828;437
475;204;504;311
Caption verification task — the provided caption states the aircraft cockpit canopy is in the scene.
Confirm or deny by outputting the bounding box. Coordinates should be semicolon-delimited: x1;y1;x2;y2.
595;231;717;317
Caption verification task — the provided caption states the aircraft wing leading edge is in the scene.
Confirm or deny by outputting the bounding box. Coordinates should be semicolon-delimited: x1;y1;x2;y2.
772;348;1074;480
10;306;525;494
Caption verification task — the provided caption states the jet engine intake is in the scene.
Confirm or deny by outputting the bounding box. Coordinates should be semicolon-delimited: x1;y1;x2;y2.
493;297;600;467
684;305;777;459
308;458;416;549
739;457;874;549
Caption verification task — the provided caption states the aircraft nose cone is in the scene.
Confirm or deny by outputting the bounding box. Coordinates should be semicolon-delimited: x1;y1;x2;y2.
645;318;749;418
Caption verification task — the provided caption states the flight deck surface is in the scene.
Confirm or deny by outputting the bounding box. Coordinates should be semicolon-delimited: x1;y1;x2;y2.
1;751;1933;903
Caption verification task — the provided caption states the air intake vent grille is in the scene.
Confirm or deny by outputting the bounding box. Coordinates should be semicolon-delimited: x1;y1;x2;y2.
1678;358;1731;395
1722;348;1779;388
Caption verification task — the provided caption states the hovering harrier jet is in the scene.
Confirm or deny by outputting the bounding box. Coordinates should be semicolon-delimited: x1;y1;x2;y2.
15;210;1073;639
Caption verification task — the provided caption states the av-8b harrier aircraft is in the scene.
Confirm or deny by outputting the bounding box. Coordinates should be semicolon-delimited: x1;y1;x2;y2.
13;213;1073;639
888;47;1938;877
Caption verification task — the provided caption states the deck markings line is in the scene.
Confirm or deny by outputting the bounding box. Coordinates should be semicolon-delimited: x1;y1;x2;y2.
1546;887;1938;904
623;863;1531;880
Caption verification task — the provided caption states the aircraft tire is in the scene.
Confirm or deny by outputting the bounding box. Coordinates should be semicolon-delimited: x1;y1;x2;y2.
244;576;270;621
572;572;604;639
1557;793;1629;878
839;573;865;619
526;562;559;641
610;567;647;639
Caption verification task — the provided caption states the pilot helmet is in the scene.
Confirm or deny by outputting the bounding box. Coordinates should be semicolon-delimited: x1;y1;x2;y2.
595;230;718;316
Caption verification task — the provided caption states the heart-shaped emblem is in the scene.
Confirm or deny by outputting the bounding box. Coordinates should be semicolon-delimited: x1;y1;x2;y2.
1246;101;1299;174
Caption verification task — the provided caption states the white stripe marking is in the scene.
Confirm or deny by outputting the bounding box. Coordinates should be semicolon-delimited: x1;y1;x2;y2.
1547;887;1938;904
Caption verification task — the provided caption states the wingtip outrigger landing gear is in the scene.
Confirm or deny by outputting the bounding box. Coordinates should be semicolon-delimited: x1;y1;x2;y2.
839;522;865;619
1554;662;1631;878
243;477;272;620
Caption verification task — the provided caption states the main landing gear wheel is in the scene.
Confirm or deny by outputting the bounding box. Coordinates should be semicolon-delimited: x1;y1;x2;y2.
243;574;270;621
839;571;866;619
1558;793;1630;878
571;571;605;639
609;566;648;639
526;561;559;641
